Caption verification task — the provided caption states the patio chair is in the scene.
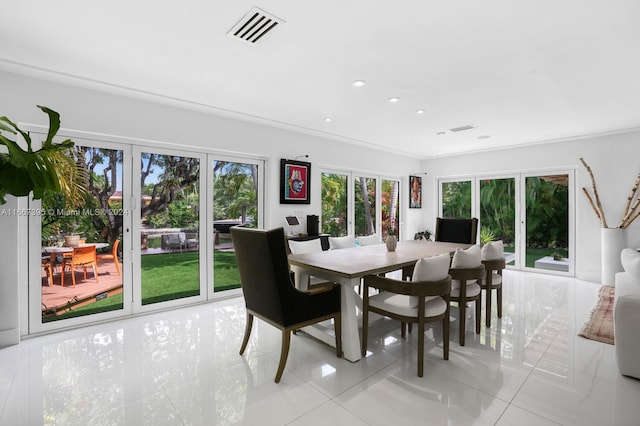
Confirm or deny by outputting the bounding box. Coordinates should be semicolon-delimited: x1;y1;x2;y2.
231;226;342;383
166;233;186;252
97;239;121;276
61;245;99;287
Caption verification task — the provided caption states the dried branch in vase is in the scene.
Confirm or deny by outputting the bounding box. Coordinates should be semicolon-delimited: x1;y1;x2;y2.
580;157;640;229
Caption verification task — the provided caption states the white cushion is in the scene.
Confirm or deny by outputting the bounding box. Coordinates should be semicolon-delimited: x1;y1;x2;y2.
451;281;481;298
451;245;481;268
357;234;382;246
485;272;502;286
481;240;504;261
288;239;322;254
369;292;447;318
329;235;355;250
411;253;451;282
621;248;640;281
614;294;640;379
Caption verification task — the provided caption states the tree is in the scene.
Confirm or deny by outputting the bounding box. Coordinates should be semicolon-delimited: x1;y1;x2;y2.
321;173;348;236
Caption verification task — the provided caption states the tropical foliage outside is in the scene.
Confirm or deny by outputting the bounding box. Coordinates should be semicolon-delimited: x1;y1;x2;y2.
321;174;399;238
444;176;569;266
41;150;257;322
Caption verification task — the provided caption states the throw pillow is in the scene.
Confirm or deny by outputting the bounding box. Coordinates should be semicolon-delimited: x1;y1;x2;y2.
451;245;481;268
329;235;355;249
481;240;504;261
621;248;640;281
288;239;322;254
412;253;451;282
356;234;382;246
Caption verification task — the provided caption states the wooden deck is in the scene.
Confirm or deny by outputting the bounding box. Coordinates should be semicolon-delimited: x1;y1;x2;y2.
41;242;236;315
41;256;122;316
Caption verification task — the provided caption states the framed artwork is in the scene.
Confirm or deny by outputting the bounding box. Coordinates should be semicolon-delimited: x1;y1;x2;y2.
409;175;422;208
280;159;311;204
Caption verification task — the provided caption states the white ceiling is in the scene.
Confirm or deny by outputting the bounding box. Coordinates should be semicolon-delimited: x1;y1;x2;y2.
2;1;640;158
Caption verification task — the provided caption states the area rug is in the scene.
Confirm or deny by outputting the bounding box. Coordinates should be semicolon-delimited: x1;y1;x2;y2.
578;286;615;345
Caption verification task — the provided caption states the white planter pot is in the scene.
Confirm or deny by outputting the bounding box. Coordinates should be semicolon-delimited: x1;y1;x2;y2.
601;227;627;286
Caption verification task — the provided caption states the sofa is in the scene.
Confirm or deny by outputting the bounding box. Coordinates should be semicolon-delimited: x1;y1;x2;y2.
614;248;640;379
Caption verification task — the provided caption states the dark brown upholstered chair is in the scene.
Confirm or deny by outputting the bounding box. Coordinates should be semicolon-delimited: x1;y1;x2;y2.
231;226;342;383
435;217;479;244
481;257;506;328
361;272;451;377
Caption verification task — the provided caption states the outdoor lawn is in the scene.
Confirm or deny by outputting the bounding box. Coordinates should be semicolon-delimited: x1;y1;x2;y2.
50;250;240;321
504;246;569;268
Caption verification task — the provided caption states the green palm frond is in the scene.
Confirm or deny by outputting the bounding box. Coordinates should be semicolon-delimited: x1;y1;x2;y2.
0;106;86;205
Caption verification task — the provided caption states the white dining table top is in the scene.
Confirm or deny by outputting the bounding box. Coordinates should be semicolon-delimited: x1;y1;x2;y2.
43;242;110;253
288;239;472;279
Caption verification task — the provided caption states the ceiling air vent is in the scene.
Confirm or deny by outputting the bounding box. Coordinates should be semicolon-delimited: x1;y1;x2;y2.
449;124;475;132
228;7;284;44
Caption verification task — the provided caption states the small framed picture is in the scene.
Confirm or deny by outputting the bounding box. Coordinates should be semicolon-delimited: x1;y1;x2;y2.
280;159;311;204
409;175;422;208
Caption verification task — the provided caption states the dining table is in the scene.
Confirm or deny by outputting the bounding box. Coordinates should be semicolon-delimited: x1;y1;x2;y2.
42;243;110;285
43;242;110;254
288;239;472;362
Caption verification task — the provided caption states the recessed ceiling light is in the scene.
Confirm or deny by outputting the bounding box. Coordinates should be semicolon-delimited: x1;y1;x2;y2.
388;97;400;103
416;109;425;114
437;151;443;155
324;118;332;122
352;80;366;87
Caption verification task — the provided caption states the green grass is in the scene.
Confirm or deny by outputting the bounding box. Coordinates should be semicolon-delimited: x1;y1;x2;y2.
44;250;240;322
504;246;569;268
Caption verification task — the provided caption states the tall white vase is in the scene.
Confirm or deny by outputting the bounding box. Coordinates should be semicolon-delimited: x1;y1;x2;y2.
601;227;627;287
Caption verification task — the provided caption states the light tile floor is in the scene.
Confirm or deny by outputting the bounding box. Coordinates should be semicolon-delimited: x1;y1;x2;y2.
1;271;640;425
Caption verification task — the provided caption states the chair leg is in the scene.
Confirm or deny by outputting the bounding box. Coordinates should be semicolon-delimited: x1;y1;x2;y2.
475;298;481;334
485;284;492;328
71;266;76;288
275;329;291;383
239;313;254;355
334;314;342;358
418;321;425;377
401;322;406;338
361;307;369;357
497;286;503;318
459;301;466;346
443;307;450;360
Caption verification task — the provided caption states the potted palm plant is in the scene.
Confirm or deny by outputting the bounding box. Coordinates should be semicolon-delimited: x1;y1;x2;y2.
0;106;85;206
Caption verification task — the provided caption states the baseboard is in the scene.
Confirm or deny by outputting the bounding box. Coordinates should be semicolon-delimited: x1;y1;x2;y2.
0;327;20;348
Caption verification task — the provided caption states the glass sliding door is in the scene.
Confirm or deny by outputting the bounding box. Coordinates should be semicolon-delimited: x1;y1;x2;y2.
382;178;400;238
212;158;260;293
480;178;517;266
30;139;131;333
321;172;349;236
135;148;205;309
438;171;573;275
441;180;473;218
523;173;572;273
355;176;377;236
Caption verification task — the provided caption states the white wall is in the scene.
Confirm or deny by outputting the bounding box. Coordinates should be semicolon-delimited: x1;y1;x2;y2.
420;130;640;282
0;68;422;343
2;68;637;344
